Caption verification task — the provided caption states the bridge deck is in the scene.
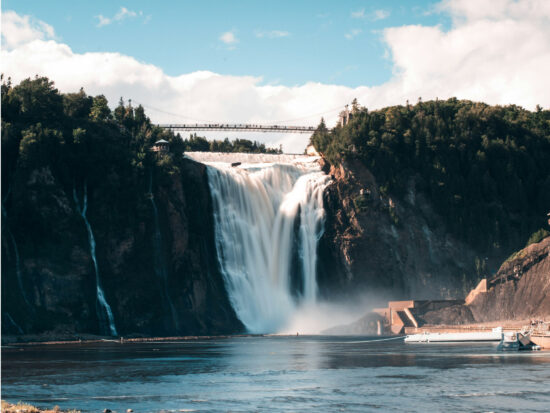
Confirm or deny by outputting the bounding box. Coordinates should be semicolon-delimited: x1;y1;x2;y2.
158;123;316;133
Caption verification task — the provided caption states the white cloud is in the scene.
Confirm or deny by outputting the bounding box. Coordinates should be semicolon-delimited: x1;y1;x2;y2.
255;30;290;39
95;6;140;27
351;9;365;19
1;10;55;49
352;8;390;21
2;0;550;153
96;15;112;28
344;29;362;40
382;0;550;108
372;9;390;21
437;0;550;23
220;31;237;44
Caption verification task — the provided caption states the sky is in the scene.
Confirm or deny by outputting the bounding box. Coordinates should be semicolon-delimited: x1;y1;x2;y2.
2;0;550;152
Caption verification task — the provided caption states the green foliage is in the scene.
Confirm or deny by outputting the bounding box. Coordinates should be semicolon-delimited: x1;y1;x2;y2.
525;228;550;247
89;95;111;122
353;194;368;212
1;76;185;206
311;98;550;255
19;124;64;167
183;133;282;154
9;76;63;122
63;88;93;118
1;75;282;221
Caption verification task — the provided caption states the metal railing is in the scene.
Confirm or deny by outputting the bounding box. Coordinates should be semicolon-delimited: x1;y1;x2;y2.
158;123;317;133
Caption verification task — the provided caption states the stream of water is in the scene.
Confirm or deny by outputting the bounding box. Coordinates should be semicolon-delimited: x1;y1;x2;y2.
187;153;330;333
73;183;117;337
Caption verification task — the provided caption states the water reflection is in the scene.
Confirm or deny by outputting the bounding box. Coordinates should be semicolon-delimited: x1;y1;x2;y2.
3;336;550;412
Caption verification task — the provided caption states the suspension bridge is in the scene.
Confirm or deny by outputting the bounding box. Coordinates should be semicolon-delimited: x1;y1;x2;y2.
157;123;317;133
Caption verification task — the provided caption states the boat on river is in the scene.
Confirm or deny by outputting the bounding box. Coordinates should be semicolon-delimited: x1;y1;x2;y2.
498;331;541;351
405;327;503;343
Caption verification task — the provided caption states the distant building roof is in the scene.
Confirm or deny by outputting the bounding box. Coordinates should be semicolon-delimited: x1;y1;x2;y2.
155;139;169;144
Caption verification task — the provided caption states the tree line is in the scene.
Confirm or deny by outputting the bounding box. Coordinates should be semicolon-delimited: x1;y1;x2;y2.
311;98;550;256
1;75;282;196
183;134;282;154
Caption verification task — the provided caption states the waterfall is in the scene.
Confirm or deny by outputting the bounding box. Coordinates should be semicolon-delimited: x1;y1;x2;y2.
5;312;24;335
8;230;30;307
148;173;179;330
2;205;30;308
73;183;118;336
192;153;330;333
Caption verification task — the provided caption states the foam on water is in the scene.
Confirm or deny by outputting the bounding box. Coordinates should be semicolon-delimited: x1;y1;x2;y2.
188;152;330;333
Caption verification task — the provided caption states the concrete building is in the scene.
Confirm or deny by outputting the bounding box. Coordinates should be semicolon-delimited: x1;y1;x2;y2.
373;299;464;335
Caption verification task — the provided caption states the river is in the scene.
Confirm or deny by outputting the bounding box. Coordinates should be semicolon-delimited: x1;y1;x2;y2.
2;336;550;412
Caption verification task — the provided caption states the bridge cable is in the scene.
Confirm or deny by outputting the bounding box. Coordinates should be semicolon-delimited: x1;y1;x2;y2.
133;100;349;126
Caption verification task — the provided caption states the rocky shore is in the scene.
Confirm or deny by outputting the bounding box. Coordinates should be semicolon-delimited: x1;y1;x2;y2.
1;401;79;413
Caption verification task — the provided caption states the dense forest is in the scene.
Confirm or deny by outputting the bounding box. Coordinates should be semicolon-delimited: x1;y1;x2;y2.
1;75;281;197
311;98;550;256
184;134;282;154
1;75;282;269
1;76;247;336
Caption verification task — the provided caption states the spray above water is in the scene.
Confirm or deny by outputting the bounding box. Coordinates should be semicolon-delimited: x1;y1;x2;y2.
187;152;330;333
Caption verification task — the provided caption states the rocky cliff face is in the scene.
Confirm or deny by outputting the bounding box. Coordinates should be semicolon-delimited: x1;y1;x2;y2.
317;157;480;301
418;237;550;325
1;158;243;338
467;237;550;322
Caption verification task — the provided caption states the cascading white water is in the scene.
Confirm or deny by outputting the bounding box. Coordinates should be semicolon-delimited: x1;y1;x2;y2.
187;153;330;333
73;183;118;336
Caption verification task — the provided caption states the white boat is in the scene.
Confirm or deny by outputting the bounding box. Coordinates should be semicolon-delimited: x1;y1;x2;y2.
497;331;541;351
405;327;502;343
497;331;520;350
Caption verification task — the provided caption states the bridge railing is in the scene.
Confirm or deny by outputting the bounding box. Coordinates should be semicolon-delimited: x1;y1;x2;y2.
157;123;317;133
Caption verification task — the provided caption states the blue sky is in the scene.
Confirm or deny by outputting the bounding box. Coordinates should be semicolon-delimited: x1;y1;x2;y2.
2;0;448;87
2;1;548;152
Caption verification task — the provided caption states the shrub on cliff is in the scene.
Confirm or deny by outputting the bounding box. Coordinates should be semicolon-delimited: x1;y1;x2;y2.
526;228;550;247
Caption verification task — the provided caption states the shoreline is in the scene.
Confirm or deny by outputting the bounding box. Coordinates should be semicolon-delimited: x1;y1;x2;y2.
1;333;266;346
3;320;549;347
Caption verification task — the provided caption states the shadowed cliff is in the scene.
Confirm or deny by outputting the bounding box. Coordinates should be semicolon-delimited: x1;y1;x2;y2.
1;76;242;338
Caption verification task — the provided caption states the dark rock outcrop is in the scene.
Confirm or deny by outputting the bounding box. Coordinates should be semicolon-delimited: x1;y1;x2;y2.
417;237;550;325
1;158;243;338
467;237;550;322
419;305;476;325
317;157;479;301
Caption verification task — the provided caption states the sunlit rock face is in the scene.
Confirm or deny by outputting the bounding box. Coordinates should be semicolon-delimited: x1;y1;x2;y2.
316;157;480;302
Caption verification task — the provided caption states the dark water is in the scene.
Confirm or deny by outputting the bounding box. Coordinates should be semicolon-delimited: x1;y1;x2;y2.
2;336;550;412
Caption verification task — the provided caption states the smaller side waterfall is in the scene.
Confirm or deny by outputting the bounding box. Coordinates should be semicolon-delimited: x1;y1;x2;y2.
73;183;118;336
5;312;24;335
2;205;30;308
8;230;30;307
148;174;178;330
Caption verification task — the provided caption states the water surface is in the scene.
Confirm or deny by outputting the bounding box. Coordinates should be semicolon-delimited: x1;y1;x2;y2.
3;336;550;412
